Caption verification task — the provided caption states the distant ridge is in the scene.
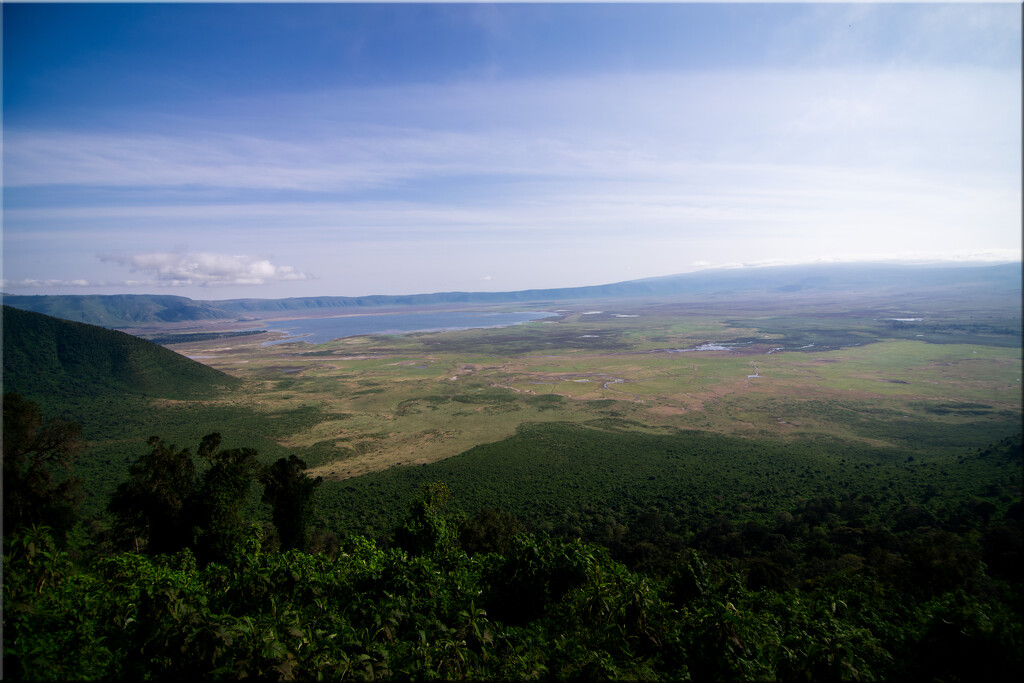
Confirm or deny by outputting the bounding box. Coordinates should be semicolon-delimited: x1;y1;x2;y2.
0;293;234;327
215;262;1022;312
2;306;240;403
4;262;1020;328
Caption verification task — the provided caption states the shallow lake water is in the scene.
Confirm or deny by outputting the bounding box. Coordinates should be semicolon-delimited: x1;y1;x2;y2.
260;310;555;345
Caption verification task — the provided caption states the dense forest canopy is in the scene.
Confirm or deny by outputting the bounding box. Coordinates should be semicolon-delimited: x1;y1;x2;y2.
4;390;1022;681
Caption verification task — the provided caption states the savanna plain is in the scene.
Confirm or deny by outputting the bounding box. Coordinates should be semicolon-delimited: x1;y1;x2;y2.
146;290;1024;532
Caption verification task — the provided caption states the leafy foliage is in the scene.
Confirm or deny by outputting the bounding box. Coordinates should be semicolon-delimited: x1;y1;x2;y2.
193;435;262;565
3;373;1021;680
108;436;198;555
108;434;263;565
2;393;84;539
7;494;1022;681
394;482;458;560
260;455;322;551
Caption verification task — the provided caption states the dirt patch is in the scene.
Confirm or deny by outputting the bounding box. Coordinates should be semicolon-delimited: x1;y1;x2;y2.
308;431;491;481
649;405;687;417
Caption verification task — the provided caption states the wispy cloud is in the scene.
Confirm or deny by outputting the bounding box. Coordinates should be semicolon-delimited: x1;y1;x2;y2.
694;248;1024;273
5;68;1016;195
8;160;1016;246
98;251;310;287
3;278;95;288
3;130;419;192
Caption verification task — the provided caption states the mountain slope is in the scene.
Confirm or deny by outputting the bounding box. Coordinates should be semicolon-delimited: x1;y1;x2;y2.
2;306;240;402
3;262;1020;326
209;261;1024;312
1;294;235;327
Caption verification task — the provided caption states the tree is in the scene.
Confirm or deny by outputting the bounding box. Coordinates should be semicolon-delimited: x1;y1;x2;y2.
192;433;261;565
260;455;322;551
394;482;456;558
107;436;196;554
108;432;262;565
458;507;525;556
2;393;83;539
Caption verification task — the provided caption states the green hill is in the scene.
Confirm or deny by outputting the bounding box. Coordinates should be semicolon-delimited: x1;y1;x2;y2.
2;306;240;403
0;293;236;327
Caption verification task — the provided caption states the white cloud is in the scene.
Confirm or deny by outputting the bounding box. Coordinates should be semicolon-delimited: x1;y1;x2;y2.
3;278;96;288
694;249;1024;273
99;251;310;287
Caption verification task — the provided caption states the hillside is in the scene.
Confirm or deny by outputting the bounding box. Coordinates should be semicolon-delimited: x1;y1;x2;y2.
2;306;240;403
1;293;235;327
3;262;1020;327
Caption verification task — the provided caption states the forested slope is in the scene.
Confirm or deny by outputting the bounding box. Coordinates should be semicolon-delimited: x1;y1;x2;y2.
2;293;235;326
2;306;239;403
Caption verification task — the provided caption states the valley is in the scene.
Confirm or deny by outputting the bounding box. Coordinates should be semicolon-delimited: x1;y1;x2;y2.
155;297;1021;485
6;4;1020;677
5;264;1022;681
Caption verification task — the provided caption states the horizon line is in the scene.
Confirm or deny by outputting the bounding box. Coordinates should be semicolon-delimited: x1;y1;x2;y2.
3;258;1020;303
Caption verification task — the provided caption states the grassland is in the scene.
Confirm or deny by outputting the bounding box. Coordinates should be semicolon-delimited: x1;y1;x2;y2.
152;296;1019;486
23;288;1012;522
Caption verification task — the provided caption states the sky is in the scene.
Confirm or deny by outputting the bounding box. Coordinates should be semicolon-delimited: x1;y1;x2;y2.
2;2;1021;299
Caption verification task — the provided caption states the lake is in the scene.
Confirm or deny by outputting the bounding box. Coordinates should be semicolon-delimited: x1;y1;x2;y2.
260;310;555;345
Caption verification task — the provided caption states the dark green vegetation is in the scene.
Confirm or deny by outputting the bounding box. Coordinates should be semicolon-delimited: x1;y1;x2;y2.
4;400;1022;680
5;262;1019;328
0;307;270;514
322;423;1023;541
721;313;1023;351
137;329;268;345
107;432;269;565
2;393;84;540
2;306;239;404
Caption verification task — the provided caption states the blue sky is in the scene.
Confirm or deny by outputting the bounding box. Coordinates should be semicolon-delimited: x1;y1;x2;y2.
3;2;1021;299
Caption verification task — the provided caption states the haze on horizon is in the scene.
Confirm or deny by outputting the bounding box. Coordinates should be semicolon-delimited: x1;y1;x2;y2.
2;2;1020;300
